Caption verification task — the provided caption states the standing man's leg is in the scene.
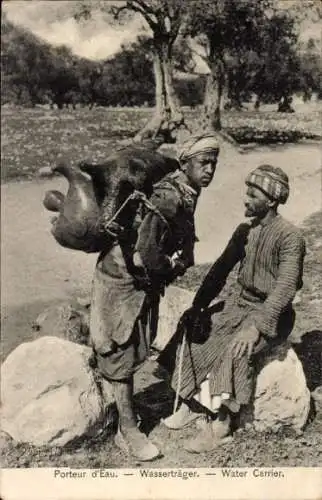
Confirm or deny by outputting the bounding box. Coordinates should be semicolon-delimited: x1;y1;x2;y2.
112;376;160;461
96;320;160;461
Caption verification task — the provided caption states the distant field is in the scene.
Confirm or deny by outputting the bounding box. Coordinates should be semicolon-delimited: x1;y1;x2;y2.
1;103;322;182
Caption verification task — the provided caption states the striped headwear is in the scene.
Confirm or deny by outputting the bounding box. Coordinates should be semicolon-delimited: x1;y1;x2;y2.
246;164;290;204
178;134;220;163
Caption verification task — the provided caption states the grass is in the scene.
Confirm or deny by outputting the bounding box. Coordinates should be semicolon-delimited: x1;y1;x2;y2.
1;103;322;182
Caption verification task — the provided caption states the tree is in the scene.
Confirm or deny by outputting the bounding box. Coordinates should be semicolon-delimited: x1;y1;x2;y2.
44;46;77;108
186;0;271;131
98;37;155;107
249;10;300;110
75;0;190;143
1;16;87;108
73;59;104;108
1;17;54;105
298;38;322;100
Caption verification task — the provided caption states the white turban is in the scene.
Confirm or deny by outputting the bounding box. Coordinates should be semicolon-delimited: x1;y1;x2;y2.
178;134;220;163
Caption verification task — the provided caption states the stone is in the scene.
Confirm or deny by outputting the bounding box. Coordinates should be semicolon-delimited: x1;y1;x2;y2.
37;166;54;178
253;347;311;433
153;285;194;351
33;300;90;346
1;336;115;447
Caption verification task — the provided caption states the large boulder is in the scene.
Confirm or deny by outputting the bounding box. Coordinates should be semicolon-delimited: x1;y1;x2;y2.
253;346;311;432
32;300;90;345
1;336;115;447
154;285;194;351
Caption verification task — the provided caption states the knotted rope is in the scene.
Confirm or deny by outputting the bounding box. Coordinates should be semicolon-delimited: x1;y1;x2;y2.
103;189;169;238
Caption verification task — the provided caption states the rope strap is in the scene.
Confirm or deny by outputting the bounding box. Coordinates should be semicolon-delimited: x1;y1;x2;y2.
104;189;170;234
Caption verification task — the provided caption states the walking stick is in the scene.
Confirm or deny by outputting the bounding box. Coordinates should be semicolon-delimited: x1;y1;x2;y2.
173;325;187;414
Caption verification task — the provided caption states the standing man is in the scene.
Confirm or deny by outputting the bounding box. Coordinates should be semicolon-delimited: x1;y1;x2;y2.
161;164;306;453
90;135;220;461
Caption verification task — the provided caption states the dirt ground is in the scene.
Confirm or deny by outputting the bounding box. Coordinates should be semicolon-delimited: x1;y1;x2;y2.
1;141;321;468
1;142;320;358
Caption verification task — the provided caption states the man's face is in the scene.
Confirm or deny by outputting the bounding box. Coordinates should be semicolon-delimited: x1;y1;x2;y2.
244;185;272;218
185;152;218;189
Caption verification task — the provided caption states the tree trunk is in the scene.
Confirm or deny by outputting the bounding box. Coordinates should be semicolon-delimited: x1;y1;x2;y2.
199;59;239;146
277;95;295;113
134;43;187;144
226;87;244;110
254;95;261;110
200;60;224;131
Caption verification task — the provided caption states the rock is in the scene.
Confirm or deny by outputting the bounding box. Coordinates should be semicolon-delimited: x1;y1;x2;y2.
253;347;311;433
0;430;14;450
33;300;90;345
1;337;115;447
38;166;54;178
153;285;194;351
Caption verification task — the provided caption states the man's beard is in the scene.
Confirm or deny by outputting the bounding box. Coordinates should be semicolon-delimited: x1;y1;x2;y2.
244;205;267;218
244;206;253;217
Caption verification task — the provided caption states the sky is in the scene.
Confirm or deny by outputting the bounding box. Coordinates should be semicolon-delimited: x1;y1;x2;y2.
3;1;148;60
3;0;321;62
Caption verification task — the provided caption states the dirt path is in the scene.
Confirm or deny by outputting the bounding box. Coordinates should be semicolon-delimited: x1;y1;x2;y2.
1;142;321;358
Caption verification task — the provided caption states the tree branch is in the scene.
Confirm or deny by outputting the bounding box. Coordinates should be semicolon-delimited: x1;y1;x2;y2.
126;1;158;31
169;13;184;43
190;46;209;65
110;1;157;31
133;0;156;17
110;4;129;19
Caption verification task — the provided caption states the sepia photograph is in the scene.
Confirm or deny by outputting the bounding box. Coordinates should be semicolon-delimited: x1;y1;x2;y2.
1;1;321;499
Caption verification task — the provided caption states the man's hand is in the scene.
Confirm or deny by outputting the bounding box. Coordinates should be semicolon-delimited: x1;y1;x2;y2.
178;306;212;343
179;306;201;326
172;258;187;276
133;251;145;269
132;251;152;291
231;325;260;359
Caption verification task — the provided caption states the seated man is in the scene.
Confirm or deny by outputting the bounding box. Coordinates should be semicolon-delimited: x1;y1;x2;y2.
90;135;220;461
160;164;306;453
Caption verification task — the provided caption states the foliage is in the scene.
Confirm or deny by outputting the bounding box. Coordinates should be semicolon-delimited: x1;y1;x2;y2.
187;0;270;58
182;0;275;129
174;75;207;107
298;38;322;99
1;18;80;107
185;0;305;115
1;17;157;108
248;10;301;104
2;1;321;114
1;18;53;106
99;37;155;106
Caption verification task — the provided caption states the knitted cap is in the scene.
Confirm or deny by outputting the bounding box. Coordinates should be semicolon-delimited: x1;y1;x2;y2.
246;164;290;204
